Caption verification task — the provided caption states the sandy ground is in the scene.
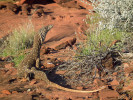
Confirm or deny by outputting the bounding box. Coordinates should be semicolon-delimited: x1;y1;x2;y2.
0;1;133;100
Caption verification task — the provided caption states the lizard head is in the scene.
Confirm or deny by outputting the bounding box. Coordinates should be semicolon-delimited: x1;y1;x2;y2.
39;25;53;43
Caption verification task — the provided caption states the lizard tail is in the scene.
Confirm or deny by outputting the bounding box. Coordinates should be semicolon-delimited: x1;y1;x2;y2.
49;82;106;93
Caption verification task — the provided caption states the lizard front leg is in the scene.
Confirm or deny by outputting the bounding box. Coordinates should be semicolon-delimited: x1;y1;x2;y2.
36;58;40;69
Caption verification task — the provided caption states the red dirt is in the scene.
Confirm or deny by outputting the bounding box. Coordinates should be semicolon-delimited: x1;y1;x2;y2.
0;1;133;100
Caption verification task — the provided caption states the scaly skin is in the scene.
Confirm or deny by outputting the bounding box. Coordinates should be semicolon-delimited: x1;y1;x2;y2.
17;25;106;93
17;25;53;78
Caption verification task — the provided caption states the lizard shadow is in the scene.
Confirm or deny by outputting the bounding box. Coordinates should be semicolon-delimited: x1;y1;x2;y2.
44;11;53;15
34;5;53;15
28;66;72;88
33;0;55;5
45;67;72;89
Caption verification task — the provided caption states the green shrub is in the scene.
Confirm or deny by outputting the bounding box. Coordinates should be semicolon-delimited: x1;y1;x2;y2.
80;28;128;56
13;54;25;67
78;13;132;56
3;21;34;54
0;21;35;66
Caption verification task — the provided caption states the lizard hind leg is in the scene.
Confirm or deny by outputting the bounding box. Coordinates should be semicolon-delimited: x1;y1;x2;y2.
25;66;37;80
22;65;35;81
27;72;35;80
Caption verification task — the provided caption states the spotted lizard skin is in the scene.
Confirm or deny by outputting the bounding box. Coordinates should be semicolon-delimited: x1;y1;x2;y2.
17;25;53;78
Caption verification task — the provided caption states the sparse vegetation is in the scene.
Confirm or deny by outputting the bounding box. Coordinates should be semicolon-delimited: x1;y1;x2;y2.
56;0;133;94
0;0;133;99
77;0;133;67
0;21;35;66
78;7;133;55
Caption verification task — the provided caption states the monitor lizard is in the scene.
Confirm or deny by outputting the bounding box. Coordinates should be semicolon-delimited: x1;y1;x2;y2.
17;25;53;78
17;25;106;93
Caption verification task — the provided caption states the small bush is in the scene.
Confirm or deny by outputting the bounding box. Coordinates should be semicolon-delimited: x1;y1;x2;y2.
80;28;125;56
78;13;132;56
90;0;133;32
0;21;35;66
2;21;35;55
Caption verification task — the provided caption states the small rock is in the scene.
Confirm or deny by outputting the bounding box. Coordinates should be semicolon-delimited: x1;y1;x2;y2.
67;37;76;46
76;71;81;74
29;80;37;85
49;57;57;62
91;92;99;100
93;79;104;86
119;80;124;84
28;91;33;94
99;89;119;100
123;80;133;91
73;45;78;50
66;46;72;50
20;78;28;82
5;68;17;75
0;94;5;98
32;12;39;18
44;62;55;68
1;90;11;95
124;67;133;74
123;63;133;74
130;60;133;66
76;86;83;90
118;94;127;100
28;90;37;95
40;46;50;55
123;63;129;68
102;53;114;70
55;41;69;50
44;93;53;100
1;56;14;61
4;63;14;69
125;73;129;77
12;91;18;94
113;72;118;76
40;66;45;69
27;89;31;92
110;79;119;86
51;37;76;50
47;15;55;20
56;15;64;21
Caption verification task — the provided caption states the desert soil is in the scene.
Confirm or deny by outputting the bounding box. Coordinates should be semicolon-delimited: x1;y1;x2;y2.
0;0;133;100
